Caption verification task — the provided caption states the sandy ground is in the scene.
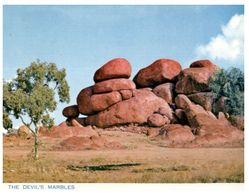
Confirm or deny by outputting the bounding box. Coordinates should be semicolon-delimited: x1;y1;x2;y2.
3;130;244;183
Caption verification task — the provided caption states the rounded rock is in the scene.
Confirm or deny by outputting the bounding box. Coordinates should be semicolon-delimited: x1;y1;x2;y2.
133;59;182;88
62;105;79;118
94;58;132;82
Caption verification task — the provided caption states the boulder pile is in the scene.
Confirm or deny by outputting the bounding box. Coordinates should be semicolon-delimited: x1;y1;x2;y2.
62;58;244;147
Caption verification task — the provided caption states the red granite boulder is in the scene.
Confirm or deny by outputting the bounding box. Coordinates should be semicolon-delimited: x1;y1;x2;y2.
175;60;218;94
190;59;217;70
94;58;132;82
62;105;79;118
76;86;123;114
133;59;182;88
93;78;136;94
152;83;174;104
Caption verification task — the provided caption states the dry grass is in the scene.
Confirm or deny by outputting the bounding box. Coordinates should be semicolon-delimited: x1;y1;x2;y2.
3;130;244;183
3;152;243;183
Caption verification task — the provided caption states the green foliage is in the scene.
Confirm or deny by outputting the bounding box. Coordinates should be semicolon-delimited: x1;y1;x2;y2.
3;111;12;130
209;67;244;116
3;60;70;130
3;60;70;159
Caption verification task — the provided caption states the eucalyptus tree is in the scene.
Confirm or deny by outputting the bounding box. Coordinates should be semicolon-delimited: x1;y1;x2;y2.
3;60;70;159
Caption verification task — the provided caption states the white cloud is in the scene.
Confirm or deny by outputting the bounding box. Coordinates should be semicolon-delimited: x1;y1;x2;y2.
196;14;244;67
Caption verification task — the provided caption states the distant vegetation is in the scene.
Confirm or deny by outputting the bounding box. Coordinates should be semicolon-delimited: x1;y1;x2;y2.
3;60;70;159
209;67;244;116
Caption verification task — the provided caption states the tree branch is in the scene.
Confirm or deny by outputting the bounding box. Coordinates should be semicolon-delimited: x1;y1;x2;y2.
53;82;58;90
18;115;36;136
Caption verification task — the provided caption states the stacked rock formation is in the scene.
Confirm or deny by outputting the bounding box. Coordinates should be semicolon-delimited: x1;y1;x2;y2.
63;58;173;128
62;58;243;146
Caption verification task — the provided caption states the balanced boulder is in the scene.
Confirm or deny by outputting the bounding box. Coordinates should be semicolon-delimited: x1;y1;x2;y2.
94;58;132;82
93;78;136;94
133;59;182;88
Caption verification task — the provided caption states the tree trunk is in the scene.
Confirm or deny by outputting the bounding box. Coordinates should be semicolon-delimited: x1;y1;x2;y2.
34;133;39;160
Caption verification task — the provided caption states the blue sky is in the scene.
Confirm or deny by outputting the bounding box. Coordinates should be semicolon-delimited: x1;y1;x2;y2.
3;5;244;128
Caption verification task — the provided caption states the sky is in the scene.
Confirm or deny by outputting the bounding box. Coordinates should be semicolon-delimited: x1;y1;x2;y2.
3;5;244;128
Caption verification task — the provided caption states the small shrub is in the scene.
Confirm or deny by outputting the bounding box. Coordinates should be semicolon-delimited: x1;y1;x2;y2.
209;67;244;116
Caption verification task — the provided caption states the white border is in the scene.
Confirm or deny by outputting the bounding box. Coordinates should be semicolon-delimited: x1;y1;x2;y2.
1;1;248;195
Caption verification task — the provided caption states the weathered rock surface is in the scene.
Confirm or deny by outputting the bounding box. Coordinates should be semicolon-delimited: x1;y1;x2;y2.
187;92;214;111
85;89;171;128
175;94;192;109
179;96;244;144
94;58;132;82
175;60;217;94
119;89;133;100
152;83;174;104
62;105;79;118
91;91;122;112
133;59;182;88
93;78;136;94
147;113;169;127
